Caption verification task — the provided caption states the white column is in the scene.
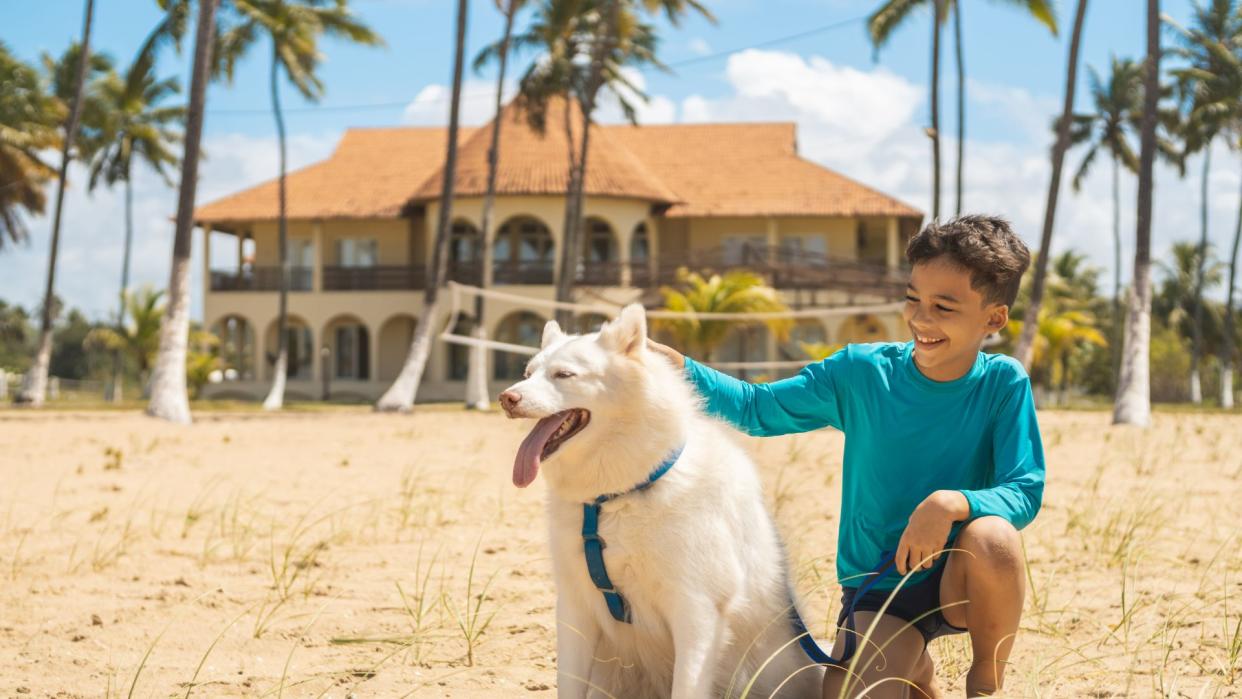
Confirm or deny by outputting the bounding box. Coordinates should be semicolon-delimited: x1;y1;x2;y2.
886;217;900;271
312;221;324;292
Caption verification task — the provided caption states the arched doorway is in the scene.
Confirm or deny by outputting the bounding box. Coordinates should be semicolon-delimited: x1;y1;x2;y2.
494;216;554;284
838;313;888;345
210;315;255;381
264;316;313;380
324;315;370;380
378;314;417;382
446;314;477;381
493;311;544;380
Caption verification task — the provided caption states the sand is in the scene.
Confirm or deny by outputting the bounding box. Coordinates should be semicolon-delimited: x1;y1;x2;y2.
0;406;1239;697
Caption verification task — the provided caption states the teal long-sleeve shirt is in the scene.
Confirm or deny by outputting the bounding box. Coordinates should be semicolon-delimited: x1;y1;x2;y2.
684;341;1045;590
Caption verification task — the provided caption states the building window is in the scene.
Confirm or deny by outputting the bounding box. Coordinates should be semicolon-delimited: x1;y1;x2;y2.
336;238;378;268
494;217;554;283
583;219;616;262
268;321;313;380
631;223;649;263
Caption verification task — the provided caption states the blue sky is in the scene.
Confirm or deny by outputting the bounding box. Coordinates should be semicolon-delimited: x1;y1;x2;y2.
0;0;1233;322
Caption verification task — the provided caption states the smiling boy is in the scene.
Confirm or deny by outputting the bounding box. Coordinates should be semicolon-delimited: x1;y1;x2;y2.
648;215;1045;697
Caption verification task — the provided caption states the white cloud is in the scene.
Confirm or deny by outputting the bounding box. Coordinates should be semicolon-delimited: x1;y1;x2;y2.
402;80;517;127
0;132;338;323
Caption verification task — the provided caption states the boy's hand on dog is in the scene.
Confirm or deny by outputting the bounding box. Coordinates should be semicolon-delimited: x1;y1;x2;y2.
894;490;970;575
646;339;685;369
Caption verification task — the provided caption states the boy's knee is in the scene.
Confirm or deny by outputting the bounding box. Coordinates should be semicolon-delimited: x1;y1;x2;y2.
958;516;1023;573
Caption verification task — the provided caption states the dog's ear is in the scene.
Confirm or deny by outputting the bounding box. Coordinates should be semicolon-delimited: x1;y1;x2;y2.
598;304;647;357
541;320;565;349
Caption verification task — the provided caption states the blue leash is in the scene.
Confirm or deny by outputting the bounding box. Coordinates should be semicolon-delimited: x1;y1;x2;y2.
581;445;685;624
789;552;897;666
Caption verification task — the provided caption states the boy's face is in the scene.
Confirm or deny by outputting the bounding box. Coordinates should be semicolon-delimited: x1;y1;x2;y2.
902;257;1009;381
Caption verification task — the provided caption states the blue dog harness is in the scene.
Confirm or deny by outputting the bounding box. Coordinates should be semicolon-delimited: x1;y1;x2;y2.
580;443;893;669
581;445;684;624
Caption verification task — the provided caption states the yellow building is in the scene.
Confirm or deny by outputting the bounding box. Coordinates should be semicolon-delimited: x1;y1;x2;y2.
194;99;922;402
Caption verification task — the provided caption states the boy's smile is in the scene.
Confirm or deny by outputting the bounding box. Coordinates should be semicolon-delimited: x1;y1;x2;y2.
903;257;1009;382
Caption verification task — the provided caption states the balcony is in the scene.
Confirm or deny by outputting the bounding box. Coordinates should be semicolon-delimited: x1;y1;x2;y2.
210;266;312;292
493;260;554;285
323;265;425;291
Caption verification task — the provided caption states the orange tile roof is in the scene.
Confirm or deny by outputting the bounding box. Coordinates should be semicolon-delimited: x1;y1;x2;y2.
410;97;679;204
194;99;921;224
194;127;475;223
608;123;922;218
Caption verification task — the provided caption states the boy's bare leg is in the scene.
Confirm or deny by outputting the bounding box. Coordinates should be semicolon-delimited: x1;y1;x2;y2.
909;649;944;699
821;611;925;699
939;515;1026;697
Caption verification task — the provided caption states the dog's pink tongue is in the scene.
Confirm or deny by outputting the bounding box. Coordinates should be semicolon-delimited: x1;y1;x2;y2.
514;412;567;488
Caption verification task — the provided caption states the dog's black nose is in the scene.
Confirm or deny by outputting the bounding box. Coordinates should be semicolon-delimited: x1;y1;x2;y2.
499;390;521;415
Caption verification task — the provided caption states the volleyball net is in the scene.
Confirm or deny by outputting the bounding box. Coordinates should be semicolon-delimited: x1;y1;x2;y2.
439;281;904;377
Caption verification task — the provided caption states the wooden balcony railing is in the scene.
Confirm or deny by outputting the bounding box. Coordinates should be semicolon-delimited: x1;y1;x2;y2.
210;266;312;292
323;265;425;290
208;245;905;300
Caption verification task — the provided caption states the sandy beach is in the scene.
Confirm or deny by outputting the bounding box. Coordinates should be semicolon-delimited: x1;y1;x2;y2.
0;407;1238;697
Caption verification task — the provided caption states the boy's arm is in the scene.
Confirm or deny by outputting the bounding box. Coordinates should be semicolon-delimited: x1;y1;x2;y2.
680;351;847;437
960;374;1045;530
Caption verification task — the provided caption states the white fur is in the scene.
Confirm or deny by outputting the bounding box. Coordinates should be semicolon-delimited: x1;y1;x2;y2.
502;305;825;699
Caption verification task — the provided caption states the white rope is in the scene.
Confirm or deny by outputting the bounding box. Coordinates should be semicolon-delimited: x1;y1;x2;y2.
440;331;538;356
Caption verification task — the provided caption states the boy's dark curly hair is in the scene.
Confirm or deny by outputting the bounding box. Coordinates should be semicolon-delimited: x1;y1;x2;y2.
905;215;1031;307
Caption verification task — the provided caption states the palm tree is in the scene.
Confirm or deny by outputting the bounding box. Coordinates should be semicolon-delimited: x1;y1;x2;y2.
87;59;184;403
375;0;469;413
1114;0;1161;427
1165;0;1242;404
654;269;792;361
215;0;381;411
16;2;103;407
1155;241;1224;345
147;0;220;424
867;0;1058;218
1012;0;1089;371
0;42;64;249
465;0;526;411
1065;56;1142;368
85;286;167;391
510;0;709;327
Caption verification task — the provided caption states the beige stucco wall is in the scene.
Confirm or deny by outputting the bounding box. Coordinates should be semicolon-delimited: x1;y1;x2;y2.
200;199;908;403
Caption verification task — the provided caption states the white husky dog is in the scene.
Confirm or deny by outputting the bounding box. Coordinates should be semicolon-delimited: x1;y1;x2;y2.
499;304;825;699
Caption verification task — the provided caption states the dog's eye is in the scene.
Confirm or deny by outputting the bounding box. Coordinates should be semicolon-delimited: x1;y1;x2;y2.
553;370;575;379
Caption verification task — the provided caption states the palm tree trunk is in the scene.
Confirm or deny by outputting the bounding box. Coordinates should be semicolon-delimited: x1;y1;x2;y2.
953;0;964;216
111;175;135;404
1114;0;1158;427
17;0;95;407
147;0;218;424
1221;162;1242;409
554;100;586;327
465;0;517;411
263;46;290;411
929;0;943;221
1111;153;1122;380
1013;0;1089;370
375;0;468;412
1190;141;1211;404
